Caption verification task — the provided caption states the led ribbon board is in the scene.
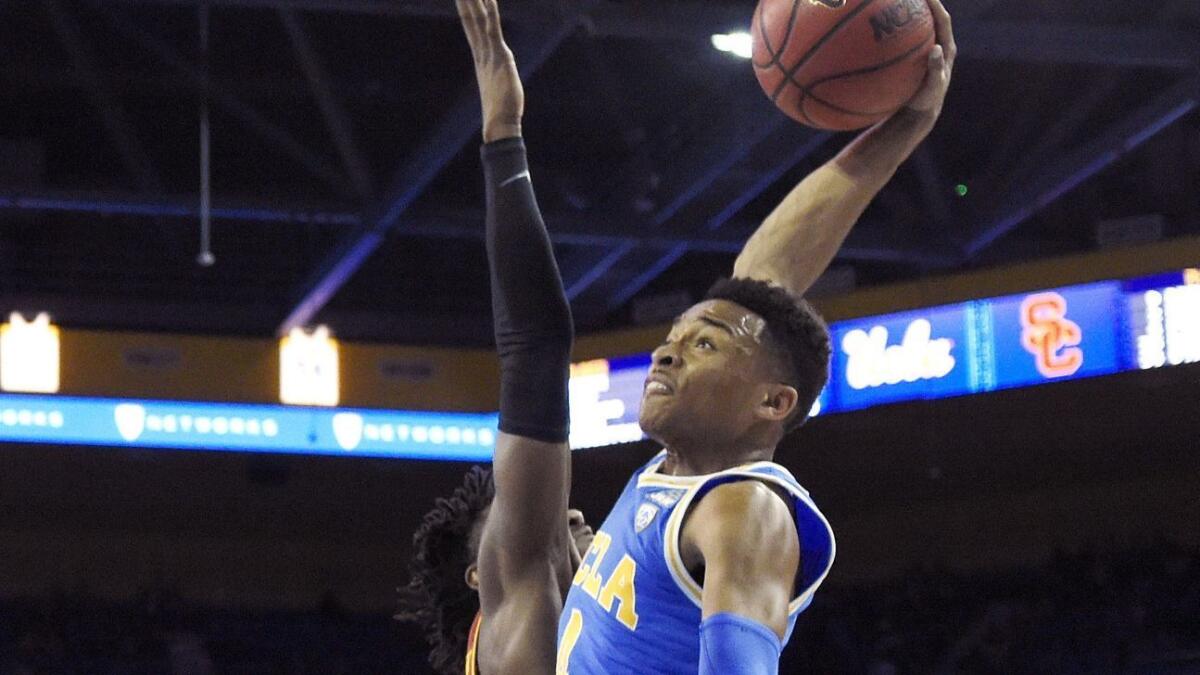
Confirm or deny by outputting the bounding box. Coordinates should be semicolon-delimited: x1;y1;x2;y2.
1;270;1196;458
0;394;498;461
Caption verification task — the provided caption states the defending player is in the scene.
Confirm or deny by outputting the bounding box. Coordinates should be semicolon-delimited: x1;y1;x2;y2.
555;2;957;673
396;0;590;672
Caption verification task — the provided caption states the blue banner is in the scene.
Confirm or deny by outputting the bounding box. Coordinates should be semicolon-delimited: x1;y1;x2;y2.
831;304;972;411
987;282;1122;391
0;394;499;461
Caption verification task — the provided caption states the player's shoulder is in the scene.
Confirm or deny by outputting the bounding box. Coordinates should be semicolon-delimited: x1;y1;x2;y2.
683;479;798;562
692;479;794;529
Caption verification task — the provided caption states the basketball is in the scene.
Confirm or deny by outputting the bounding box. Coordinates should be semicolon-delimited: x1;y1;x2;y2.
753;0;935;131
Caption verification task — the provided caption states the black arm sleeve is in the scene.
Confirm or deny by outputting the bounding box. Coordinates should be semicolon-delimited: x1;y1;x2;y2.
482;137;574;443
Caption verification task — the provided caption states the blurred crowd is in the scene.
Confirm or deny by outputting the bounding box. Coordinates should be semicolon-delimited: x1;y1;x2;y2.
0;590;424;675
2;542;1197;674
790;541;1200;674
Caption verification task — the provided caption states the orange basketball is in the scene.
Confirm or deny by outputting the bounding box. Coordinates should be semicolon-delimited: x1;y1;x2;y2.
752;0;935;131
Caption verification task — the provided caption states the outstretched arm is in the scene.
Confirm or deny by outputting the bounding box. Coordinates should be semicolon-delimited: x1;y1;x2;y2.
733;0;957;296
457;0;573;668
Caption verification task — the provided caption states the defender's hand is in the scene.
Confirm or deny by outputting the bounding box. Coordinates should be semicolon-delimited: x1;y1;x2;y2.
904;0;955;119
457;0;524;142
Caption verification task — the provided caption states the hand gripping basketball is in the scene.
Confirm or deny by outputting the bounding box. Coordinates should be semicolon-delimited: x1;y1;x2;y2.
456;0;524;142
753;0;949;130
903;0;955;118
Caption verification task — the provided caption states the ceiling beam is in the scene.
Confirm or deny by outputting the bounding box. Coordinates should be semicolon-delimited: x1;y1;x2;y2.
95;4;359;200
964;76;1200;258
0;189;360;226
995;79;1122;199
562;99;789;301
42;0;163;194
603;125;833;310
276;14;583;336
109;1;1200;70
0;188;947;265
956;21;1200;70
279;9;373;200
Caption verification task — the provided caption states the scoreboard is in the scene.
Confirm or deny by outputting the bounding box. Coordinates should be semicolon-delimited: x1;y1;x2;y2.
567;269;1200;447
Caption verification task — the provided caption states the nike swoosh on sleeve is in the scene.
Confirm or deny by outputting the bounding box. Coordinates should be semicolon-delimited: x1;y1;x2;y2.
499;170;531;188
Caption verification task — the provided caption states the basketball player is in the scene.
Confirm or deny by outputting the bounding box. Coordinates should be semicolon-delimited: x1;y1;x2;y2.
555;1;956;673
396;0;591;673
401;0;957;672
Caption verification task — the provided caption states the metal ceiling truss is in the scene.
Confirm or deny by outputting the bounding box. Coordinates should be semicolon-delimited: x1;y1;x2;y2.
598;125;837;311
42;0;163;194
964;76;1200;258
279;8;374;200
276;9;586;335
0;189;943;266
94;3;361;200
0;189;360;226
111;0;1200;70
43;1;1200;321
560;103;791;302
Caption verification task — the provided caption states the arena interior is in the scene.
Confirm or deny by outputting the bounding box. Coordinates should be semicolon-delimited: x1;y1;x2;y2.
0;0;1198;673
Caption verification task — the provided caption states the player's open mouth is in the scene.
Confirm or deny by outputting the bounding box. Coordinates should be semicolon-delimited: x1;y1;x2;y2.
644;375;674;396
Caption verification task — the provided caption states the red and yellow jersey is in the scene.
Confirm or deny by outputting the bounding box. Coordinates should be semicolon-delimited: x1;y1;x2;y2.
464;612;483;675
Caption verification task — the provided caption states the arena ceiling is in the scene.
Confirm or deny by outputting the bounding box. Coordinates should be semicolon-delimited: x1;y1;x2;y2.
1;0;1198;345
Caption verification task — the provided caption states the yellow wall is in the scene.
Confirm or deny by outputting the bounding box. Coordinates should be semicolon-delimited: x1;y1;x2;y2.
56;329;500;411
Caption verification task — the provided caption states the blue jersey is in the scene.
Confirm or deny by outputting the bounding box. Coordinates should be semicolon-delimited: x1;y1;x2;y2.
555;451;835;674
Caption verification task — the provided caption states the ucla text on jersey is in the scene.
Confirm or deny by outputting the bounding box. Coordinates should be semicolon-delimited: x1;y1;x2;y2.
556;451;835;674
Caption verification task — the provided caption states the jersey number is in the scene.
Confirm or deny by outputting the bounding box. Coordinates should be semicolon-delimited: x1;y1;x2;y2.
555;609;583;674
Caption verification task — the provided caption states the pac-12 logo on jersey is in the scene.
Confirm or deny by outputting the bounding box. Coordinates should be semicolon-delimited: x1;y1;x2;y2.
635;503;659;532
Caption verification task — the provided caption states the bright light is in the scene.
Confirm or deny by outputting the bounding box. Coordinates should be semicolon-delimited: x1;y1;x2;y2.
711;32;753;59
0;312;60;394
279;325;340;406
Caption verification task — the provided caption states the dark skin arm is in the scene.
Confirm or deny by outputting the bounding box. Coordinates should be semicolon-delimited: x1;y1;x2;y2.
476;434;571;673
733;0;956;296
457;0;574;671
680;481;800;640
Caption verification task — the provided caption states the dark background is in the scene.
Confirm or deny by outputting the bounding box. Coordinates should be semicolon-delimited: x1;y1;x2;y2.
0;0;1197;342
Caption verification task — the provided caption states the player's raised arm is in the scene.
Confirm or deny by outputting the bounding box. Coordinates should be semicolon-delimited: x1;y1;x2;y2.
732;0;956;297
458;0;575;670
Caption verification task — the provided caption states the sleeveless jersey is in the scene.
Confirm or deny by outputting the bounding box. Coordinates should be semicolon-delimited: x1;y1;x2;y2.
555;451;835;674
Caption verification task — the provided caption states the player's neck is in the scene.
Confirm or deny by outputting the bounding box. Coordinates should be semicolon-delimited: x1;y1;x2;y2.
660;443;774;476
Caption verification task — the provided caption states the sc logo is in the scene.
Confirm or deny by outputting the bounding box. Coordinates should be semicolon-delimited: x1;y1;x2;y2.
1020;293;1084;378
